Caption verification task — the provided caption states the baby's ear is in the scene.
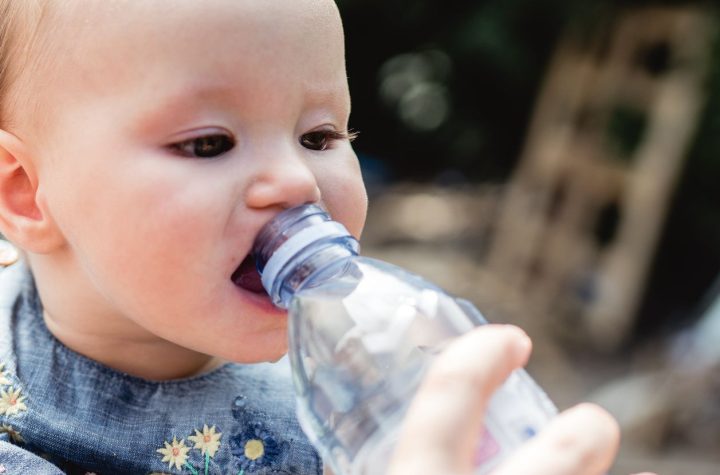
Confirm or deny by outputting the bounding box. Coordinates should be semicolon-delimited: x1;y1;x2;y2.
0;130;64;253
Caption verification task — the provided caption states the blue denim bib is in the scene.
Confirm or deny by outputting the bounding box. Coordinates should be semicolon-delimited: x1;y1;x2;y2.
0;261;322;474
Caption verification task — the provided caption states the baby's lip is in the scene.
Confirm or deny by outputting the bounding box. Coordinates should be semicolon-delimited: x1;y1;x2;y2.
231;254;267;294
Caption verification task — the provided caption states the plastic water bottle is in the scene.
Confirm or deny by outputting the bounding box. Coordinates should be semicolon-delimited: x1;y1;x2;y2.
253;204;557;475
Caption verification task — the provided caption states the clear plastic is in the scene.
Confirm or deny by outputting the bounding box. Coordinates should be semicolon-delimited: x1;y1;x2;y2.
253;204;557;475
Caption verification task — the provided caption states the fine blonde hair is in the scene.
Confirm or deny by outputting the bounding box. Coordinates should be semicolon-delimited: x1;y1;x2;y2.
0;0;49;129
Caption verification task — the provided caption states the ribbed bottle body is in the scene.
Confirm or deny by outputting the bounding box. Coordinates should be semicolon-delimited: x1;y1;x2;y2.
253;205;557;475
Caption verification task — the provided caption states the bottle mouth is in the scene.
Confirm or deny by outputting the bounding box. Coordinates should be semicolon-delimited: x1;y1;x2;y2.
253;204;329;274
252;204;358;308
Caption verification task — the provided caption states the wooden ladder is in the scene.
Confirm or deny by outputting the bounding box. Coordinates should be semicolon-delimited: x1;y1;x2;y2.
486;6;713;350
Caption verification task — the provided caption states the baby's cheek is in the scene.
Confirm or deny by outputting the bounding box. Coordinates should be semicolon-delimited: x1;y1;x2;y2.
316;164;367;238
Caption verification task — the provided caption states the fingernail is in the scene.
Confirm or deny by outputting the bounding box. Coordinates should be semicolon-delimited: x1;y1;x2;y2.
518;331;532;355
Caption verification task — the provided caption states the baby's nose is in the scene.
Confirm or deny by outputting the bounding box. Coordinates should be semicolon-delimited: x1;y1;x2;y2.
244;153;321;210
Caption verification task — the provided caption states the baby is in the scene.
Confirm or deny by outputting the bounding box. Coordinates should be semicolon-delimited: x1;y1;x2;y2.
0;0;622;474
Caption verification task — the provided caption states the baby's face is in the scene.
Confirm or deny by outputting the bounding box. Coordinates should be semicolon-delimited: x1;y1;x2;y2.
25;0;366;363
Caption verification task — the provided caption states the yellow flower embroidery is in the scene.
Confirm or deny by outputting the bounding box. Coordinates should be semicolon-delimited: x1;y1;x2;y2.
244;439;264;460
157;436;190;470
0;424;24;443
188;424;222;458
0;363;11;386
0;387;27;416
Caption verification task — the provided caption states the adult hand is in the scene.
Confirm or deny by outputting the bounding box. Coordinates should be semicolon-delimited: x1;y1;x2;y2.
387;325;635;475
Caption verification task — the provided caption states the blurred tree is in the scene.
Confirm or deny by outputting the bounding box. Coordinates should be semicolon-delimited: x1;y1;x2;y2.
338;0;720;337
338;0;581;182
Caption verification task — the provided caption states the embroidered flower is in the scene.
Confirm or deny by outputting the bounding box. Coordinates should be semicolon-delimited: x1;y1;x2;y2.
157;436;191;471
230;422;282;471
0;363;11;386
188;424;222;458
0;387;27;416
0;423;24;443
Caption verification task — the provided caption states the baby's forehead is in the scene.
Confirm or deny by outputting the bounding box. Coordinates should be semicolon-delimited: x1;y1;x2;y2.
9;0;346;133
46;0;344;72
50;0;341;32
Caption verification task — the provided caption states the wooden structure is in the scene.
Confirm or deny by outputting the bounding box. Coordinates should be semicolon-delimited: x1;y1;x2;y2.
486;7;713;350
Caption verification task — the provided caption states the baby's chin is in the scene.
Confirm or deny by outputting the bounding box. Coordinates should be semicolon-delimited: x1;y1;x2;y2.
217;339;289;365
197;349;288;374
265;351;289;364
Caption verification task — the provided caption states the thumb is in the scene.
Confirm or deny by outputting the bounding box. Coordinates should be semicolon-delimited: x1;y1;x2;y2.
387;325;532;475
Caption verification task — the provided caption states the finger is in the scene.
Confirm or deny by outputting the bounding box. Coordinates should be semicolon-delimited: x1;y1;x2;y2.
491;403;620;475
388;325;532;474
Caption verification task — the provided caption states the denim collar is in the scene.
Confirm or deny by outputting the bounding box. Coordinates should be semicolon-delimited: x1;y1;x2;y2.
0;262;322;475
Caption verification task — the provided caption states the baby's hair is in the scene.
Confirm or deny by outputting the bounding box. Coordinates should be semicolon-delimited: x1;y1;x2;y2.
0;0;48;129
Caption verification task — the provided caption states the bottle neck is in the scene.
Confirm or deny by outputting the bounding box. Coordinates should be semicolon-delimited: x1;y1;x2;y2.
253;204;359;309
270;239;358;308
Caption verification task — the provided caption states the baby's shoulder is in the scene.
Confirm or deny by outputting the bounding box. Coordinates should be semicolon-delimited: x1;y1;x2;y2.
0;240;19;268
0;254;31;364
0;242;27;318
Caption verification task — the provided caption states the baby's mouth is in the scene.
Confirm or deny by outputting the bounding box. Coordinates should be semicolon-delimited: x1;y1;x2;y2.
231;254;267;295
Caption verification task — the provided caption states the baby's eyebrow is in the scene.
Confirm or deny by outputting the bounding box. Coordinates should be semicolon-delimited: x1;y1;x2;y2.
302;81;351;109
132;84;235;130
160;88;229;110
127;79;351;138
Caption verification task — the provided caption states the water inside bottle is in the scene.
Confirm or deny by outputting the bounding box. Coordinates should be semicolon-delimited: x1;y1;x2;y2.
287;258;483;474
253;205;558;475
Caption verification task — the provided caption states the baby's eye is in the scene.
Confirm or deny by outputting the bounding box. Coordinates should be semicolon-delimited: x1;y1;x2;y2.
170;133;235;158
300;129;358;151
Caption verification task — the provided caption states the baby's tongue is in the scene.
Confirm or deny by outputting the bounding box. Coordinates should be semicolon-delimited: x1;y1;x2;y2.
231;255;266;294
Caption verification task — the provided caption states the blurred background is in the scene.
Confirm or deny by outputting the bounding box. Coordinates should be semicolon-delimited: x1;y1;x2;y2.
337;0;720;473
